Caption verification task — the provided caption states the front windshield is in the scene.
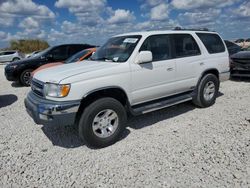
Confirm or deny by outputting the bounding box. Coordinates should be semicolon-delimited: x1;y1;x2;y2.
65;49;91;64
91;35;141;62
35;47;53;57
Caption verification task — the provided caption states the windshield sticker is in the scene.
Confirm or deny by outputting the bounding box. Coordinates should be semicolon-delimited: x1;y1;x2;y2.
123;38;138;43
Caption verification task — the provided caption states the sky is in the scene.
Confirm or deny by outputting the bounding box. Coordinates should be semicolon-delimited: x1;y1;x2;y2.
0;0;249;48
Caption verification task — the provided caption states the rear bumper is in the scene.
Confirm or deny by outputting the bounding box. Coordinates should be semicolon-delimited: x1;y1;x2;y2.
219;71;230;82
24;92;81;126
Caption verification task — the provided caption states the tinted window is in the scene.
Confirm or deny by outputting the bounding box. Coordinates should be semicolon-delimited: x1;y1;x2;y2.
50;46;68;60
65;49;91;64
3;51;15;55
172;34;200;58
68;45;84;56
140;35;171;61
197;33;225;54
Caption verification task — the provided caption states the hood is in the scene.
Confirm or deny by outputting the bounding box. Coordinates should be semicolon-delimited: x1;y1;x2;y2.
231;51;250;59
32;62;63;77
34;60;121;83
8;56;42;66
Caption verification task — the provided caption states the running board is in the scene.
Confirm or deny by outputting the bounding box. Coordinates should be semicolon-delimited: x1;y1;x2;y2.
131;92;193;115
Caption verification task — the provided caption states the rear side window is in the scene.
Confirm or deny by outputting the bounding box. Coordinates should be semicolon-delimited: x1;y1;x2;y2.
4;51;15;55
68;45;84;56
197;33;225;54
50;46;68;60
140;35;171;61
172;34;201;58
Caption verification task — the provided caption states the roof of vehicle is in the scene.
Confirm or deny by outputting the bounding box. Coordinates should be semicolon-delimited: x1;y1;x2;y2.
55;43;95;47
114;29;218;37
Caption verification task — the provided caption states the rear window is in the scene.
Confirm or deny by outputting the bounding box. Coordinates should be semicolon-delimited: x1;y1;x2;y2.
197;33;225;54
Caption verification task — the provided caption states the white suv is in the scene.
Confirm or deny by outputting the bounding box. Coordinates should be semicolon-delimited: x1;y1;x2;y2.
25;30;230;148
0;50;23;62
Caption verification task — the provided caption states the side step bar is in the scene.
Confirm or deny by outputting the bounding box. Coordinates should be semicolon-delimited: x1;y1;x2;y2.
131;92;193;115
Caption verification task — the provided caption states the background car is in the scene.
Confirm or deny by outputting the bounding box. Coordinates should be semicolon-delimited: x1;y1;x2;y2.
230;51;250;77
224;40;242;56
25;51;41;58
0;50;24;62
32;48;97;76
4;44;95;86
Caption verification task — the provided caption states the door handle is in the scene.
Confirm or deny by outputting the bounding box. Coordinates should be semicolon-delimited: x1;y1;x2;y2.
167;68;174;71
200;62;205;66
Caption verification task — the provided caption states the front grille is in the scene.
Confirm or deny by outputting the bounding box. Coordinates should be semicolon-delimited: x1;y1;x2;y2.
31;79;44;97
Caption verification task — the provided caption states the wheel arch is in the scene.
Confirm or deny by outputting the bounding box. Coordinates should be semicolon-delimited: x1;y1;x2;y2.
197;68;219;86
75;86;130;126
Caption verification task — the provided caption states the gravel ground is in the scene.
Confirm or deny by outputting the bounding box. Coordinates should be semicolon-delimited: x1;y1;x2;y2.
0;64;249;187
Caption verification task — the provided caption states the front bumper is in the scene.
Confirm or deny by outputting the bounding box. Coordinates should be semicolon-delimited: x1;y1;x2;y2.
24;92;81;126
219;71;230;82
4;68;18;81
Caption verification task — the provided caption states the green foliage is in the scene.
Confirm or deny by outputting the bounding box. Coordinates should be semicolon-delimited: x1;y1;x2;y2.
8;39;49;53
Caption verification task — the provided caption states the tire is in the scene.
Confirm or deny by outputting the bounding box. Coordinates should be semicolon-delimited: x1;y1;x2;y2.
12;57;20;62
20;69;33;86
78;97;127;148
192;74;219;108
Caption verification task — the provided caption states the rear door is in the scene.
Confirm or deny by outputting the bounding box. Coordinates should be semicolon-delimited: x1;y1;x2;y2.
171;34;203;93
2;51;15;62
196;33;229;74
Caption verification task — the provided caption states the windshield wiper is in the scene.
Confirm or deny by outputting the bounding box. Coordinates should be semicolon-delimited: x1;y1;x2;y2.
91;57;116;62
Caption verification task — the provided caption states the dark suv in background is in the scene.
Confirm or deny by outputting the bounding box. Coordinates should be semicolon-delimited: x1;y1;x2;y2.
5;44;94;86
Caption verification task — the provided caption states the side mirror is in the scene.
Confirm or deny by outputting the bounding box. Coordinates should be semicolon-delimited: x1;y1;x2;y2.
136;51;153;64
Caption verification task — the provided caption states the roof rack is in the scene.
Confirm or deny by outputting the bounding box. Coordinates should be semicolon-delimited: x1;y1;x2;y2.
173;27;210;31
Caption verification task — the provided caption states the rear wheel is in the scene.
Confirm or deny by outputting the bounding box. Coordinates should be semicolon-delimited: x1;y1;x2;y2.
78;97;127;148
193;74;219;108
20;69;33;86
12;57;20;62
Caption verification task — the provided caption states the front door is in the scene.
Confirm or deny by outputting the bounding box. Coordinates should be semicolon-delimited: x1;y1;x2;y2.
130;34;176;105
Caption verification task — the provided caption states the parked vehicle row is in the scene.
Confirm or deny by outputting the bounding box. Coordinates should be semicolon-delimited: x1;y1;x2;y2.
23;29;230;148
0;50;24;62
32;48;96;77
230;51;250;78
234;38;250;48
4;44;95;86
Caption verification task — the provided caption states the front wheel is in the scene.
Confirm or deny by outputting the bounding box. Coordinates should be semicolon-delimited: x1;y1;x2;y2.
20;69;33;86
193;74;219;108
78;97;127;148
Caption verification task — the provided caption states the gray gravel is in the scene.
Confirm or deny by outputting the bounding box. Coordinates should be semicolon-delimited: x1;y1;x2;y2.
0;64;249;187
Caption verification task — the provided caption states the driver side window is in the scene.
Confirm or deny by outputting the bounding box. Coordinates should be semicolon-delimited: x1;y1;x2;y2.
50;46;68;61
140;35;171;61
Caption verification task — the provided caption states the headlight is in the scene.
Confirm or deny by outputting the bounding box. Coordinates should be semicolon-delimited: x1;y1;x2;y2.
44;83;70;98
7;64;18;69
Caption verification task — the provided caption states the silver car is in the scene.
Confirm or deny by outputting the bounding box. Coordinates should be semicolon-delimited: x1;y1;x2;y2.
0;50;24;62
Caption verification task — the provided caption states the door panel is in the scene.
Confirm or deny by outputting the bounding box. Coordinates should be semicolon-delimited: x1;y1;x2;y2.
130;34;176;105
172;34;203;93
131;60;176;105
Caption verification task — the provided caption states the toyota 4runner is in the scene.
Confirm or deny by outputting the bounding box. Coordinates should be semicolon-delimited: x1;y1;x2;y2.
25;30;230;148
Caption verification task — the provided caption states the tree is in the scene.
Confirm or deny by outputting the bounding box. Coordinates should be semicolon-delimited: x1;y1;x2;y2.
9;39;49;53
